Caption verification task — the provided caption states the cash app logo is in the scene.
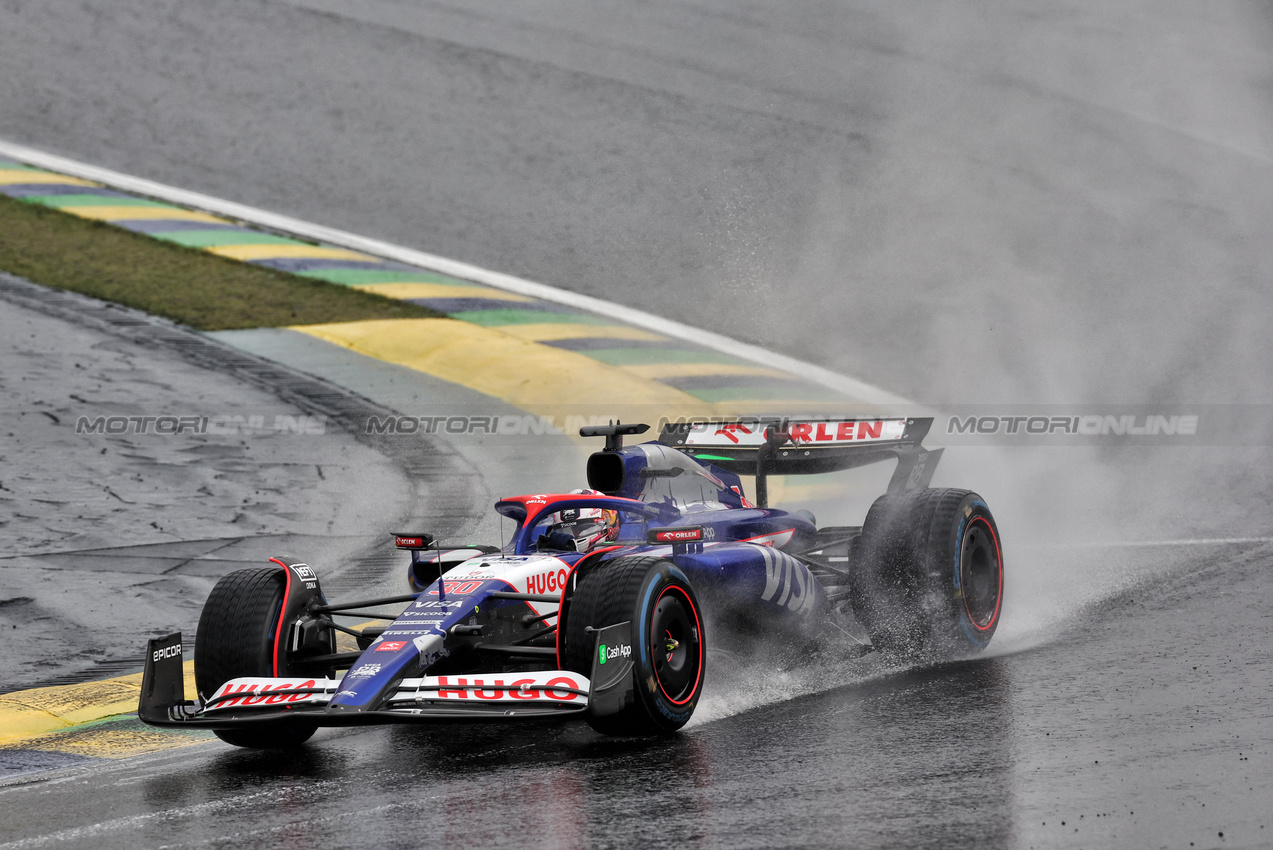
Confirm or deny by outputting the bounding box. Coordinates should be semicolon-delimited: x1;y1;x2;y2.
599;644;607;665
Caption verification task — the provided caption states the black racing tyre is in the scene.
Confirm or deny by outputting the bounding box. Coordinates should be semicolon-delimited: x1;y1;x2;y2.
564;556;705;736
194;567;315;748
849;488;1003;658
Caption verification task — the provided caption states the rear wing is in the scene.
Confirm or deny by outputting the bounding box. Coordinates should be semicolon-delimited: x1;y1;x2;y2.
658;418;941;507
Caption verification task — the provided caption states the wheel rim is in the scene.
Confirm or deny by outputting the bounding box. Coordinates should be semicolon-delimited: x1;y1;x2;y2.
649;586;702;704
960;516;1002;629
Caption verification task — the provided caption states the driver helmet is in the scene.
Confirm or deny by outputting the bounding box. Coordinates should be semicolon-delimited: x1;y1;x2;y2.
546;489;619;552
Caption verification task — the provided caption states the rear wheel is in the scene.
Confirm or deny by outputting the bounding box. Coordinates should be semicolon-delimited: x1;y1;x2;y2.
564;556;705;735
194;567;315;748
850;488;1003;657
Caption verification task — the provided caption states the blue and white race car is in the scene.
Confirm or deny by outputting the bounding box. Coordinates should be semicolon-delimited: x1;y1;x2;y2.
139;418;1004;747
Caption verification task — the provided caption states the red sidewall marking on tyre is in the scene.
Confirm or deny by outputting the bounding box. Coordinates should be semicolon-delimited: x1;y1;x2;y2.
268;557;291;676
554;546;624;668
963;516;1003;631
654;585;703;706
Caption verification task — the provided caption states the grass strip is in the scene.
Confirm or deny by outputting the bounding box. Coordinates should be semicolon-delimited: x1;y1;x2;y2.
0;194;445;330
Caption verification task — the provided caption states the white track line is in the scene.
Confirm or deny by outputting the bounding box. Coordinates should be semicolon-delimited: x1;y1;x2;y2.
0;139;911;407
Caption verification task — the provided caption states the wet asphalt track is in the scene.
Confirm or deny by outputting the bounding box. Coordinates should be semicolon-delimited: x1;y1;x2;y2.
0;539;1268;849
1;1;1272;847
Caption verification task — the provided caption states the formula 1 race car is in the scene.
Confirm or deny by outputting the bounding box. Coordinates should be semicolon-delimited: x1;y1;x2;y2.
139;417;1003;748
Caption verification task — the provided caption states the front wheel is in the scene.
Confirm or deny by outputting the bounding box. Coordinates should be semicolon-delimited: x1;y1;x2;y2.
564;556;705;735
194;567;316;748
850;488;1004;658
